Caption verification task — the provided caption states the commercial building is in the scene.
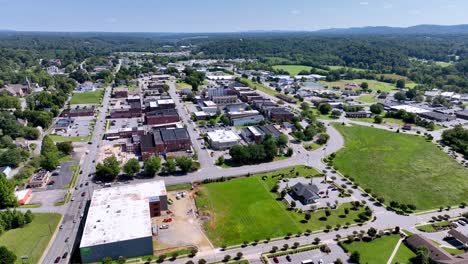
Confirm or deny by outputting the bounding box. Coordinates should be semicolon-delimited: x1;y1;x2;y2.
140;128;191;158
241;125;282;143
228;110;264;126
418;111;456;122
14;189;32;205
207;130;241;150
212;95;238;105
110;101;142;118
77;81;96;92
455;110;468;120
105;127;146;140
113;88;129;98
146;109;180;125
268;107;295;122
61;106;96;117
80;181;168;263
28;170;50;188
345;111;372;118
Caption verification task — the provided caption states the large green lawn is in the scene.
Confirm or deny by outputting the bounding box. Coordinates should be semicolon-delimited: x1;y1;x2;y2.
0;213;62;264
333;124;468;210
320;79;395;92
70;89;103;104
238;77;280;97
393;242;417;264
196;166;367;246
342;235;406;264
272;65;312;76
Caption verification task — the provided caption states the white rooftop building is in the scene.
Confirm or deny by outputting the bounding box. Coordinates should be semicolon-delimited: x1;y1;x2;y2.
391;105;430;114
207;130;241;150
80;181;167;263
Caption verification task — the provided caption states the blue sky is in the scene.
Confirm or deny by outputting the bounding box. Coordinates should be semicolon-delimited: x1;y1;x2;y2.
1;0;467;32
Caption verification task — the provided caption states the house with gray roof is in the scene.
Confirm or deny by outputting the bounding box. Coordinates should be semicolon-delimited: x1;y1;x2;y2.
289;182;320;205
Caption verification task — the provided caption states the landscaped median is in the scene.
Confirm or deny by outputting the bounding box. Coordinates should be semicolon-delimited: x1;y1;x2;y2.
195;166;371;247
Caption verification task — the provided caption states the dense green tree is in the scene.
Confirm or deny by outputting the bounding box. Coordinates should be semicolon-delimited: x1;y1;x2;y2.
374;115;383;124
40;151;60;171
0;246;17;264
143;156;161;176
318;103;332;115
394;92;407;102
163;157;176;174
369;104;384;114
96;156;120;181
56;142;73;155
396;79;406;89
0;176;17;209
175;156;194;173
123;158;140;176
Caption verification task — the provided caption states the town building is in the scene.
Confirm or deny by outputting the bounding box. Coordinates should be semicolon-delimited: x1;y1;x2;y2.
268;107;295;122
77;81;96;92
406;234;468;264
113;88;129;98
241;125;282;143
80;181;168;263
14;189;32;205
0;166;12;179
289;182;320;205
146;109;180;125
61;106;96;117
345;111;372;118
228;110;264;126
207;130;241;150
140;128;191;159
455;110;468;120
418;111;456;122
28;170;50;188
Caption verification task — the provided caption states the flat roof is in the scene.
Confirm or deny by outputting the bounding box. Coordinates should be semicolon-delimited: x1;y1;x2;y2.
157;99;174;105
207;130;240;143
203;101;217;107
80;181;166;248
391;105;430;114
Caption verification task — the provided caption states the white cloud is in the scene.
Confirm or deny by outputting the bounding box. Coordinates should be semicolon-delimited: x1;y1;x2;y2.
359;1;369;5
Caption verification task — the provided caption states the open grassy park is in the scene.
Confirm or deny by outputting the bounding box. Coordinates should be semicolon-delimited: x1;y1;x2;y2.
70;89;104;104
332;124;468;210
272;65;312;76
320;79;396;92
0;213;61;264
342;235;414;264
195;166;368;246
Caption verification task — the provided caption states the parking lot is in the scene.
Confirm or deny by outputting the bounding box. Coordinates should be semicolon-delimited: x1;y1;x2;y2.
56;116;94;137
270;243;348;264
29;189;67;207
47;161;76;189
107;117;141;131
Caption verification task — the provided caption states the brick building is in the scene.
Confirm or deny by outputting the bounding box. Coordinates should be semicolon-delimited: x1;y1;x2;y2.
146;109;180;125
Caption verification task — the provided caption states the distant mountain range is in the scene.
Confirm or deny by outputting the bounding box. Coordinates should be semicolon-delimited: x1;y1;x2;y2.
315;24;468;34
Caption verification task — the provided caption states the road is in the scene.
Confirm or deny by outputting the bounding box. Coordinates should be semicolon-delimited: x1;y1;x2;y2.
41;86;112;264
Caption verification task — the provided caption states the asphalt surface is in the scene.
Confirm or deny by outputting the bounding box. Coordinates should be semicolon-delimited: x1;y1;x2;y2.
41;86;112;264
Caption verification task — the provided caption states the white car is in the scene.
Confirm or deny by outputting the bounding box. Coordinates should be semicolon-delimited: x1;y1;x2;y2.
159;225;169;229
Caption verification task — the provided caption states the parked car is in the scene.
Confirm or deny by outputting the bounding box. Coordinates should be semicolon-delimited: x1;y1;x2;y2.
81;192;86;197
54;256;61;263
62;252;68;259
159;224;169;229
458;220;466;226
273;257;279;263
286;255;292;262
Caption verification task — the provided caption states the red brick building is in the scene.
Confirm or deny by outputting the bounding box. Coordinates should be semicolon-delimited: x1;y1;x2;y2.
140;128;191;159
146;109;180;125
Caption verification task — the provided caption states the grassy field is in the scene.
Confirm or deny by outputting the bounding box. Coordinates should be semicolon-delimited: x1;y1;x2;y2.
175;81;192;90
166;183;192;191
49;135;91;142
342;235;405;264
332;124;468;210
320;79;396;92
196;166;367;246
356;94;378;103
349;117;405;126
239;78;280;97
415;221;449;232
272;65;312;76
392;240;416;264
70;89;103;104
0;213;61;264
327;66;368;72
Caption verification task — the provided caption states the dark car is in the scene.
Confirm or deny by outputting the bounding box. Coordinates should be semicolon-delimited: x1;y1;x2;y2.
85;182;89;186
62;252;68;259
286;255;292;262
80;183;83;188
54;256;61;263
81;192;86;197
273;257;279;263
87;141;92;145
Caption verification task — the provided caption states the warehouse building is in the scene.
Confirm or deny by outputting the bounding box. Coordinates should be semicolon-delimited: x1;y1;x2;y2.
207;130;241;150
80;181;167;263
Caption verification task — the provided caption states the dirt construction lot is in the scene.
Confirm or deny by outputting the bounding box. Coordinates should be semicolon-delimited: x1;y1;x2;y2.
154;191;213;255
